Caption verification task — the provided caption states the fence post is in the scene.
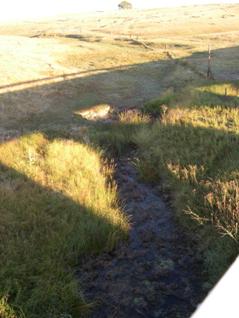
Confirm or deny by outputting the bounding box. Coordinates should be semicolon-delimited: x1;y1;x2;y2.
207;44;214;80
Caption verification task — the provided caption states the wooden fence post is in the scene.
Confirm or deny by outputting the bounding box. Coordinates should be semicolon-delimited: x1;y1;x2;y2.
207;44;214;80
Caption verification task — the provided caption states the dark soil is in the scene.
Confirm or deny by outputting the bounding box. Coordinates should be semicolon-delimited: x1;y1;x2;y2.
78;154;206;318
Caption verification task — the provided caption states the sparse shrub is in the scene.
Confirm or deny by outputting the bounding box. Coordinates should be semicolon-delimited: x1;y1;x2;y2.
205;180;239;242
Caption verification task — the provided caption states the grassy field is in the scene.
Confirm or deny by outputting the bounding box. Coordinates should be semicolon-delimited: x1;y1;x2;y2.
0;3;239;317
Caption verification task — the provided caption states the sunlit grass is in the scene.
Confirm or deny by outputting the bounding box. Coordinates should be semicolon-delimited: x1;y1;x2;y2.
164;105;239;134
0;297;17;318
0;133;128;317
119;109;151;124
197;83;239;97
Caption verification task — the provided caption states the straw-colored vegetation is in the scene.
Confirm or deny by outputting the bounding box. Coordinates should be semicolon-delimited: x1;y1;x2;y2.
0;3;239;317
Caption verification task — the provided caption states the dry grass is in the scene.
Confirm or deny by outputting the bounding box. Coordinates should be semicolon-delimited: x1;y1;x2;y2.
0;4;238;127
1;4;239;39
119;109;151;124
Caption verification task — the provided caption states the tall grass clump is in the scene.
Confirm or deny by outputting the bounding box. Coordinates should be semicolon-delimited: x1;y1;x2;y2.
0;133;128;317
0;297;18;318
91;110;150;155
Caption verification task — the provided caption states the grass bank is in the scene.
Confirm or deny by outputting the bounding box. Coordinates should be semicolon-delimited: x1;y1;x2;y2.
137;83;239;281
92;82;239;283
0;133;128;317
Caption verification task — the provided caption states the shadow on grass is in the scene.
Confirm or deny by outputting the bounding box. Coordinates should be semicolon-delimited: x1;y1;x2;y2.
0;44;239;317
0;156;126;317
0;44;238;133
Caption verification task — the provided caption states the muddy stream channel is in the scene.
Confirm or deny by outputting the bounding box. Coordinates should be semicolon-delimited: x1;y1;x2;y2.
78;154;206;318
